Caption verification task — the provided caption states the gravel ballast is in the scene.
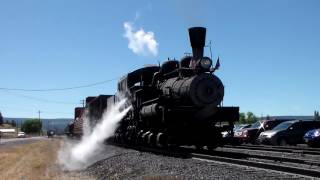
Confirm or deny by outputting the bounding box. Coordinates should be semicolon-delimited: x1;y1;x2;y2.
78;144;312;180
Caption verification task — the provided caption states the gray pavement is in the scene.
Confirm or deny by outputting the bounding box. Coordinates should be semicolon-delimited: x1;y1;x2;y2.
0;136;47;147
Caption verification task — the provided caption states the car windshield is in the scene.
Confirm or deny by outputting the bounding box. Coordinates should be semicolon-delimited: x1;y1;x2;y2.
244;124;251;128
234;124;250;131
250;121;261;129
272;122;293;131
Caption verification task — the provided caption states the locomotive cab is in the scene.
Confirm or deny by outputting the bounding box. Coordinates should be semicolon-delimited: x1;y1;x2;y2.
118;66;160;93
117;66;161;112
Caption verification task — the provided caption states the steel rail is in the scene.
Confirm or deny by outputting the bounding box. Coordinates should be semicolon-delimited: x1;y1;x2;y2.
192;153;320;178
193;149;320;166
241;144;320;151
225;145;320;156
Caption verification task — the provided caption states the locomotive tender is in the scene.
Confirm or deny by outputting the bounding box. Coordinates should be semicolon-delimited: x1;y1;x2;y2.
68;27;239;149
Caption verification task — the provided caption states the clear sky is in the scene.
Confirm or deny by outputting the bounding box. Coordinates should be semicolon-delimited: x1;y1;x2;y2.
0;0;319;118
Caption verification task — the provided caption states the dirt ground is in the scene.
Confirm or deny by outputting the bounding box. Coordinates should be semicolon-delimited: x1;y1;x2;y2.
0;138;94;180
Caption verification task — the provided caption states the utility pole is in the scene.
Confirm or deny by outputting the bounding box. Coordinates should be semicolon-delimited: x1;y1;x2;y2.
38;110;42;136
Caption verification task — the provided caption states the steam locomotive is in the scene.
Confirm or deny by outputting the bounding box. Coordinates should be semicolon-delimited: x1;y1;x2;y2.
66;27;239;149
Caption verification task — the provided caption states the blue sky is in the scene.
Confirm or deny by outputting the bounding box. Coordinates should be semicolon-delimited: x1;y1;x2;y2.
0;0;319;118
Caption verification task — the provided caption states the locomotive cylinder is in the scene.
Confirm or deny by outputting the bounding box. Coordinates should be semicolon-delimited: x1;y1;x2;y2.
189;27;206;60
140;103;159;118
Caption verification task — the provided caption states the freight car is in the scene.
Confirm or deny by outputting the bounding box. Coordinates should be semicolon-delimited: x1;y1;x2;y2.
65;107;85;137
69;27;239;150
66;95;115;137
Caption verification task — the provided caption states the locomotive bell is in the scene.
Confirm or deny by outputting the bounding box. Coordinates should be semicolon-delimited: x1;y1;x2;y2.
189;27;206;60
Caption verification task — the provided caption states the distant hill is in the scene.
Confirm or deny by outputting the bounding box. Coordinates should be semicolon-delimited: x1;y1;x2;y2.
3;115;314;135
3;117;73;135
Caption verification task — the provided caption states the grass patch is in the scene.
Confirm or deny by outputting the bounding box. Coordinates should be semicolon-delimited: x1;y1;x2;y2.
0;139;94;180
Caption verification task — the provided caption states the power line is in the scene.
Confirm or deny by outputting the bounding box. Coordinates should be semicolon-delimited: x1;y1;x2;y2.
0;77;119;92
0;90;78;105
0;105;73;115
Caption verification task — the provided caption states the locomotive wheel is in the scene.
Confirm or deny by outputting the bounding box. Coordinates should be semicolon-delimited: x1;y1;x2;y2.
147;133;156;146
142;131;151;145
115;133;120;143
119;134;124;143
207;144;218;151
125;132;130;142
195;145;203;150
156;133;168;147
136;130;144;144
113;133;117;142
117;133;121;143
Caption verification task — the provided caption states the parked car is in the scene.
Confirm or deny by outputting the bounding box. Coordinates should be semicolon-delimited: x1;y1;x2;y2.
304;128;320;147
17;132;26;138
258;120;320;146
47;130;55;138
233;124;251;137
222;124;251;138
234;119;292;144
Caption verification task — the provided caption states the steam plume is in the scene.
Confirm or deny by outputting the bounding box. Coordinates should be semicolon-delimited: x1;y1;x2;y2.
58;99;131;170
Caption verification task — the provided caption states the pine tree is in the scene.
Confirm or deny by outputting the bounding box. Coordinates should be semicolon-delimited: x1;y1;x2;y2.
315;111;320;121
0;111;3;126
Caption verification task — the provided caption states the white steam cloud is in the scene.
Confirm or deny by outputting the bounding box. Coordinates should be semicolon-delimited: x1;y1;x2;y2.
123;22;158;56
58;99;131;170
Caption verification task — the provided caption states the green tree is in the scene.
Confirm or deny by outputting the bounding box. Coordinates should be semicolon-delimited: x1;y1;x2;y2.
238;111;258;124
239;112;246;124
21;119;42;133
246;111;257;124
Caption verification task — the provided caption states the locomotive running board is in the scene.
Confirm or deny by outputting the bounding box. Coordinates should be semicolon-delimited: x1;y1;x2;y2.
195;106;239;122
194;102;219;120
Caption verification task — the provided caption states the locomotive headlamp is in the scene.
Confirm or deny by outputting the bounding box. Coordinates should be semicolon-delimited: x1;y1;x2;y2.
200;57;212;69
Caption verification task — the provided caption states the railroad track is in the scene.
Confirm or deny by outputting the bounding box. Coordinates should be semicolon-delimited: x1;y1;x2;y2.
191;152;320;178
224;144;320;156
242;144;320;151
192;148;320;166
111;141;320;178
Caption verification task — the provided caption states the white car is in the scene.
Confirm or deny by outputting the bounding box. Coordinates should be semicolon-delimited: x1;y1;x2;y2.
17;132;26;138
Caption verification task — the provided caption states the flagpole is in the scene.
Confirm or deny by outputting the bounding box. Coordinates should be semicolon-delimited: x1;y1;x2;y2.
209;40;213;61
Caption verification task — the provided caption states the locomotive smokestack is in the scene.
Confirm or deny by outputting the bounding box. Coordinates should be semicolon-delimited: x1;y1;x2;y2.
188;27;206;59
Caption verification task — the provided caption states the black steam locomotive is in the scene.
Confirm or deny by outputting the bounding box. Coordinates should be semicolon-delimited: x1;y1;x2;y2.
68;27;239;149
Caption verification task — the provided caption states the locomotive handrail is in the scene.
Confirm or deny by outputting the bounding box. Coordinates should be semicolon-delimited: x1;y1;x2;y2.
141;98;159;106
163;69;179;78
